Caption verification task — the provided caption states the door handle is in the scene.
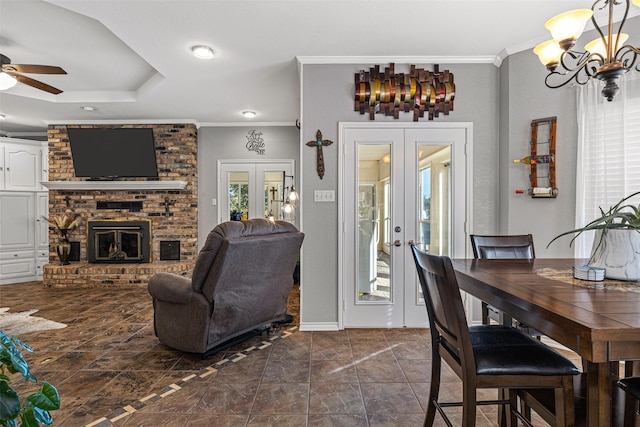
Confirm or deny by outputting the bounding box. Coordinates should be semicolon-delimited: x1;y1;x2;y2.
393;240;402;247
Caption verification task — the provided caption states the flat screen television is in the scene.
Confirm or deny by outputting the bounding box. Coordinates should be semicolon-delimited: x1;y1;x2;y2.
68;128;159;179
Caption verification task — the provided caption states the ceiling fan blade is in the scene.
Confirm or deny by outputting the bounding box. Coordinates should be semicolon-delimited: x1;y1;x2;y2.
2;64;66;74
7;72;63;94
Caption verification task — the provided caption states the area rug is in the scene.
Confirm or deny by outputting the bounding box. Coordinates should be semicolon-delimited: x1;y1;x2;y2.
0;307;67;336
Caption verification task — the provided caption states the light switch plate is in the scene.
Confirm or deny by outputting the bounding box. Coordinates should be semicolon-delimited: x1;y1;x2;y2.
314;190;335;202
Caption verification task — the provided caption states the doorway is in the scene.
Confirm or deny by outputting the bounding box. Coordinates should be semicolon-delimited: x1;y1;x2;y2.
339;123;471;328
218;160;295;223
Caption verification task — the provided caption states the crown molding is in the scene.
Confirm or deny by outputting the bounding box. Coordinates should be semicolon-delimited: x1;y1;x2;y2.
43;119;201;128
199;121;297;127
296;55;498;65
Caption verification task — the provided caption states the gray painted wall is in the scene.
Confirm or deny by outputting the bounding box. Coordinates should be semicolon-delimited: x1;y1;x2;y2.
196;16;640;327
300;62;500;325
501;15;640;257
501;50;578;258
197;126;300;242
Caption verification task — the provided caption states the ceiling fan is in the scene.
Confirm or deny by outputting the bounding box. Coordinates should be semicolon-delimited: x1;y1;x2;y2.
0;54;66;94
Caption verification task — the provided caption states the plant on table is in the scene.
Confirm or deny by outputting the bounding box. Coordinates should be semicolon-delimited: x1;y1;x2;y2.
0;331;60;427
547;190;640;261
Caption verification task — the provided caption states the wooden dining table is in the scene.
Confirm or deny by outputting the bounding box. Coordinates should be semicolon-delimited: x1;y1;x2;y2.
451;258;640;427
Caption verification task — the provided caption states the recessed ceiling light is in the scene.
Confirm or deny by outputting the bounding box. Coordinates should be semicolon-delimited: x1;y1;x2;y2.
81;106;97;111
0;114;6;120
242;111;257;118
0;73;17;90
191;45;214;59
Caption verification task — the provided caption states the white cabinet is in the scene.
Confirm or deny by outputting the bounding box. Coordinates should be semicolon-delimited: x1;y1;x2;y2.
0;193;37;284
35;192;49;280
0;138;46;191
0;138;49;285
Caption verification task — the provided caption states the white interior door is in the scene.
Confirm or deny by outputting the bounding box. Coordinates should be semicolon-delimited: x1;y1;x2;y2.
218;161;294;223
340;124;469;328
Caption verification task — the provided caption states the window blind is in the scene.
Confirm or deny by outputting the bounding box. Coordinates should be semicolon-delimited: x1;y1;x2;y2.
575;77;640;258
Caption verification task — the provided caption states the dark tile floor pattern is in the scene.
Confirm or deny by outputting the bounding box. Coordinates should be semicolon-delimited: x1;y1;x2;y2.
0;281;580;426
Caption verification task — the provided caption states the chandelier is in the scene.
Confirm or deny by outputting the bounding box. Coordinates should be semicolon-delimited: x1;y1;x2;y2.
533;0;640;101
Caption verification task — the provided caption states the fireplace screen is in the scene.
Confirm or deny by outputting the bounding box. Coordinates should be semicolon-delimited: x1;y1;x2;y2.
87;220;151;263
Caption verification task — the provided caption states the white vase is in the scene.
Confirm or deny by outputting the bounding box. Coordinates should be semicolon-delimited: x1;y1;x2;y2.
588;229;640;281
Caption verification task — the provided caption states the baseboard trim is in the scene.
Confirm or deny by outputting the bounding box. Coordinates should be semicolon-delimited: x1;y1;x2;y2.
298;322;340;331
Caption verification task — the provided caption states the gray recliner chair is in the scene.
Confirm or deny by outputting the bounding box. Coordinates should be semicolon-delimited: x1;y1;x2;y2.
148;218;304;356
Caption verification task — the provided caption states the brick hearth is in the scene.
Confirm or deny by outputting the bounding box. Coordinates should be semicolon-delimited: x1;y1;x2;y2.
43;261;194;288
43;123;198;287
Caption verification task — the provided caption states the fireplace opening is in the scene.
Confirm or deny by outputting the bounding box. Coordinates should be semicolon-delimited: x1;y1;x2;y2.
87;220;152;263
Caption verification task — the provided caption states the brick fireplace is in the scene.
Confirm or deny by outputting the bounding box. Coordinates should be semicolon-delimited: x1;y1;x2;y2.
42;123;198;287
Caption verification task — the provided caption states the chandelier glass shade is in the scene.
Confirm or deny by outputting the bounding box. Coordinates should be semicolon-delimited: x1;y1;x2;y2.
534;0;640;101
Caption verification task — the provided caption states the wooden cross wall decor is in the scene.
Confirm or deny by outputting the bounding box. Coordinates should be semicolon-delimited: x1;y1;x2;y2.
306;130;333;180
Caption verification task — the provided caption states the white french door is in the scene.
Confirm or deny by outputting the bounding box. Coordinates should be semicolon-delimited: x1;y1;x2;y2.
218;160;294;223
340;123;470;328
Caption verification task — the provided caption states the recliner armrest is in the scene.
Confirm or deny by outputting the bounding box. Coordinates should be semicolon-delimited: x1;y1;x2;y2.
148;273;194;304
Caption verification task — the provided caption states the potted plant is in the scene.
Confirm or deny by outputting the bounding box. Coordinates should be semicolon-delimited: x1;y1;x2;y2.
548;191;640;281
0;332;60;426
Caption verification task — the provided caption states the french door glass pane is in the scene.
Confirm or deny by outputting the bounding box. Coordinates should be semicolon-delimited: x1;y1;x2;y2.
229;171;249;220
357;144;391;303
417;146;451;255
419;166;431;250
264;171;283;219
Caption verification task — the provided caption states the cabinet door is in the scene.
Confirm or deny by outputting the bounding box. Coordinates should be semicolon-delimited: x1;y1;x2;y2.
5;144;40;191
0;146;4;189
36;192;49;250
0;192;35;250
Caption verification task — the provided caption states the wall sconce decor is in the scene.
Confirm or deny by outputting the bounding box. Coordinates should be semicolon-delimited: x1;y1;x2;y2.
354;63;455;121
268;171;299;222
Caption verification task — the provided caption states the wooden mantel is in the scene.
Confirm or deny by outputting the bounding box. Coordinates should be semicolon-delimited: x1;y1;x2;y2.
41;181;188;191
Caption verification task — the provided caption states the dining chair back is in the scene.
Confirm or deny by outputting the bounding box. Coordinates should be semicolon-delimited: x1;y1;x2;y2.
618;376;640;426
410;243;579;427
470;234;537;331
470;234;535;260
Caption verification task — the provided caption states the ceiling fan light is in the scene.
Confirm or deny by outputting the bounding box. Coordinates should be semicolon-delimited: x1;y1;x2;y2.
0;73;17;90
533;40;563;69
545;9;593;48
191;45;214;59
585;33;629;57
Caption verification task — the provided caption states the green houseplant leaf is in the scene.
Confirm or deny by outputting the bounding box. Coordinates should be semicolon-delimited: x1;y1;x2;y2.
0;332;60;426
0;380;21;422
26;383;60;412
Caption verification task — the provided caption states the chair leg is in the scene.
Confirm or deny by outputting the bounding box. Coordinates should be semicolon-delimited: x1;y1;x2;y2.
481;301;489;325
624;360;640;427
553;376;575;427
508;389;518;427
424;356;442;427
462;381;477;427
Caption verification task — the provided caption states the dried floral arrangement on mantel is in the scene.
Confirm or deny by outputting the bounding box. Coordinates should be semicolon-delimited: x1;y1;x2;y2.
354;63;455;121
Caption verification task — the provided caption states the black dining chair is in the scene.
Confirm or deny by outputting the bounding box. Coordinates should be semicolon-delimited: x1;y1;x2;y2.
410;243;580;426
618;375;640;426
470;234;535;328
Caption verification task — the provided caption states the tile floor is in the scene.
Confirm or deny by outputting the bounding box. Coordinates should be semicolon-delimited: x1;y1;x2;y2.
0;281;578;426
